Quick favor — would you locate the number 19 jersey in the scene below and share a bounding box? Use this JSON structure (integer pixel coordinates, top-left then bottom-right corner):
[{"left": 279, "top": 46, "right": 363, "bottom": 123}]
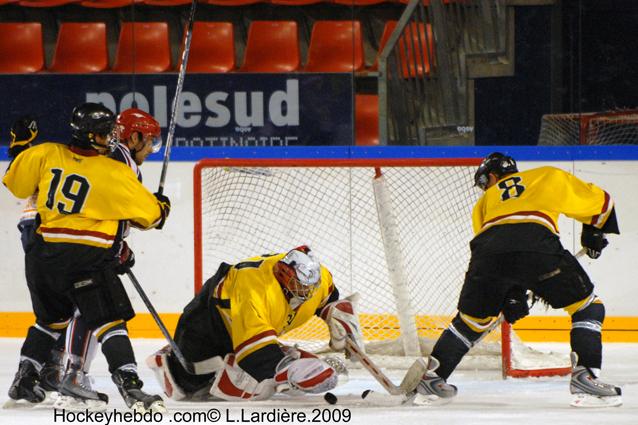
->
[{"left": 3, "top": 142, "right": 162, "bottom": 248}]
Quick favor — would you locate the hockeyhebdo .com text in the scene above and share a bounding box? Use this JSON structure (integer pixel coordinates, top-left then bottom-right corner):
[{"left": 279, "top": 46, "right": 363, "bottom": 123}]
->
[{"left": 53, "top": 407, "right": 353, "bottom": 424}]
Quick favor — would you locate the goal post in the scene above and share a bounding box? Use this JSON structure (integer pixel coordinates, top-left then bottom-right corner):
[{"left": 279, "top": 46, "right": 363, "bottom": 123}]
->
[{"left": 193, "top": 157, "right": 570, "bottom": 378}]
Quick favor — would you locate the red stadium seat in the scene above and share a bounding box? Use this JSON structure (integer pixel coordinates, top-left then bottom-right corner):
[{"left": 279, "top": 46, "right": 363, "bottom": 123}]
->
[
  {"left": 332, "top": 0, "right": 387, "bottom": 5},
  {"left": 355, "top": 94, "right": 379, "bottom": 146},
  {"left": 0, "top": 23, "right": 44, "bottom": 73},
  {"left": 112, "top": 22, "right": 171, "bottom": 73},
  {"left": 179, "top": 21, "right": 235, "bottom": 73},
  {"left": 80, "top": 0, "right": 140, "bottom": 7},
  {"left": 303, "top": 21, "right": 364, "bottom": 73},
  {"left": 49, "top": 22, "right": 108, "bottom": 73},
  {"left": 204, "top": 0, "right": 261, "bottom": 5},
  {"left": 240, "top": 21, "right": 300, "bottom": 73},
  {"left": 18, "top": 0, "right": 80, "bottom": 6},
  {"left": 373, "top": 20, "right": 435, "bottom": 77},
  {"left": 269, "top": 0, "right": 321, "bottom": 5},
  {"left": 143, "top": 0, "right": 191, "bottom": 4}
]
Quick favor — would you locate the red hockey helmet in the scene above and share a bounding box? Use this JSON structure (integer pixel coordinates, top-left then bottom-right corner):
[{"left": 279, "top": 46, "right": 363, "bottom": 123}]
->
[{"left": 115, "top": 108, "right": 162, "bottom": 153}]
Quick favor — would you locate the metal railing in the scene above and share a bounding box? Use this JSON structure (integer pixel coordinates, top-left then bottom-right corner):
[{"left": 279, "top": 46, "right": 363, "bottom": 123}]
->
[{"left": 378, "top": 0, "right": 507, "bottom": 145}]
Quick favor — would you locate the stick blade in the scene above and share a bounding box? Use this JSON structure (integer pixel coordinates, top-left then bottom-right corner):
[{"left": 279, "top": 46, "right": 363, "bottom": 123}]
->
[{"left": 399, "top": 358, "right": 428, "bottom": 393}]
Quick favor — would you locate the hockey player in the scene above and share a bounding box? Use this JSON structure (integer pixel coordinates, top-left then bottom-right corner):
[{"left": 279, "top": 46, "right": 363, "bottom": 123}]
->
[
  {"left": 52, "top": 108, "right": 164, "bottom": 411},
  {"left": 413, "top": 152, "right": 622, "bottom": 408},
  {"left": 3, "top": 103, "right": 170, "bottom": 411},
  {"left": 147, "top": 246, "right": 363, "bottom": 401}
]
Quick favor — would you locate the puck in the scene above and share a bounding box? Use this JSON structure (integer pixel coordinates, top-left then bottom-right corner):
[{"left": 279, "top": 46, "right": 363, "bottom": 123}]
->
[
  {"left": 324, "top": 392, "right": 338, "bottom": 405},
  {"left": 361, "top": 389, "right": 371, "bottom": 399}
]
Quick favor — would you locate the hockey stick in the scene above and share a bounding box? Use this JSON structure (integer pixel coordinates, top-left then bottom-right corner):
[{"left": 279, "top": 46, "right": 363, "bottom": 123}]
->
[
  {"left": 125, "top": 270, "right": 196, "bottom": 374},
  {"left": 345, "top": 336, "right": 423, "bottom": 396},
  {"left": 157, "top": 0, "right": 197, "bottom": 195}
]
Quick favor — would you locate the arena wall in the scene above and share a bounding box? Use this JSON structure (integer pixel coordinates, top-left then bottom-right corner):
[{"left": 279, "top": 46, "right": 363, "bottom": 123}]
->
[{"left": 1, "top": 146, "right": 636, "bottom": 342}]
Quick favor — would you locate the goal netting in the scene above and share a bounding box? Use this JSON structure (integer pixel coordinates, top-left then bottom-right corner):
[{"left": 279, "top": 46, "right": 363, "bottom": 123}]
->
[
  {"left": 194, "top": 158, "right": 571, "bottom": 377},
  {"left": 538, "top": 110, "right": 638, "bottom": 145}
]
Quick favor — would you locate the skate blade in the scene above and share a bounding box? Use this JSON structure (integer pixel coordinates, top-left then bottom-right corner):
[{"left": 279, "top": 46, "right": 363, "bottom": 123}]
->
[
  {"left": 40, "top": 391, "right": 60, "bottom": 406},
  {"left": 131, "top": 400, "right": 167, "bottom": 414},
  {"left": 570, "top": 393, "right": 622, "bottom": 408},
  {"left": 2, "top": 399, "right": 42, "bottom": 409},
  {"left": 54, "top": 395, "right": 108, "bottom": 412},
  {"left": 412, "top": 392, "right": 455, "bottom": 406}
]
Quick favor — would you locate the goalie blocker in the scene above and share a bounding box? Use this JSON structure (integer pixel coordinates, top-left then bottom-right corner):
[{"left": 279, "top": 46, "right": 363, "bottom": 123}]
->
[{"left": 146, "top": 246, "right": 361, "bottom": 402}]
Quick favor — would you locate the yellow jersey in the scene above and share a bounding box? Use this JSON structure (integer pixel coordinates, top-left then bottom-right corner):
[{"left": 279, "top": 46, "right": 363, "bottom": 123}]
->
[
  {"left": 3, "top": 143, "right": 163, "bottom": 248},
  {"left": 212, "top": 253, "right": 335, "bottom": 363},
  {"left": 472, "top": 166, "right": 614, "bottom": 237}
]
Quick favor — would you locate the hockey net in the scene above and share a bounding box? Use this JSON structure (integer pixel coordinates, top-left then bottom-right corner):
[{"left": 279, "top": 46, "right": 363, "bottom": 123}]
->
[
  {"left": 538, "top": 110, "right": 638, "bottom": 145},
  {"left": 194, "top": 158, "right": 571, "bottom": 378}
]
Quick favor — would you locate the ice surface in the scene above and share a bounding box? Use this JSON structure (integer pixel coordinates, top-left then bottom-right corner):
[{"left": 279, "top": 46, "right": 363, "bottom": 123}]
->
[{"left": 0, "top": 339, "right": 635, "bottom": 425}]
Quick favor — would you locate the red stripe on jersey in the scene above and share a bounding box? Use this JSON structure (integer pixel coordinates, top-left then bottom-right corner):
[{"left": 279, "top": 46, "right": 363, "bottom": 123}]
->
[
  {"left": 296, "top": 367, "right": 334, "bottom": 390},
  {"left": 591, "top": 191, "right": 611, "bottom": 226},
  {"left": 40, "top": 227, "right": 115, "bottom": 240},
  {"left": 483, "top": 210, "right": 558, "bottom": 233},
  {"left": 234, "top": 330, "right": 277, "bottom": 354}
]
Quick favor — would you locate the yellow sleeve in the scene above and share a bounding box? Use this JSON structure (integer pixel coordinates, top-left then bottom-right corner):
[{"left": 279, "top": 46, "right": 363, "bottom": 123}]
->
[
  {"left": 2, "top": 145, "right": 42, "bottom": 199},
  {"left": 231, "top": 285, "right": 278, "bottom": 363},
  {"left": 550, "top": 168, "right": 613, "bottom": 228},
  {"left": 90, "top": 161, "right": 163, "bottom": 229}
]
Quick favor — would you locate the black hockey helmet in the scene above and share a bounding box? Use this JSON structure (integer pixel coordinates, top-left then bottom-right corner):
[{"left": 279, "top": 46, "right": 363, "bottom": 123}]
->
[
  {"left": 474, "top": 152, "right": 518, "bottom": 190},
  {"left": 69, "top": 102, "right": 116, "bottom": 152}
]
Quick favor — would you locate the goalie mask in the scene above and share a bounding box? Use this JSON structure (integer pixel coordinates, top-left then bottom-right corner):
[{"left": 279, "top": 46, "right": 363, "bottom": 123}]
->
[
  {"left": 274, "top": 246, "right": 321, "bottom": 301},
  {"left": 474, "top": 152, "right": 518, "bottom": 190},
  {"left": 115, "top": 108, "right": 162, "bottom": 154}
]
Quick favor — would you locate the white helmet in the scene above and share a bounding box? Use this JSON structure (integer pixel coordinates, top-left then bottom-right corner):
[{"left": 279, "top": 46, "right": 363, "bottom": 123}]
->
[{"left": 274, "top": 246, "right": 321, "bottom": 301}]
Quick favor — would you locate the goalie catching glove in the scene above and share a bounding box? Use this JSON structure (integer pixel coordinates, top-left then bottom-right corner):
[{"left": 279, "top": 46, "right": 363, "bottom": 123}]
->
[{"left": 319, "top": 293, "right": 365, "bottom": 354}]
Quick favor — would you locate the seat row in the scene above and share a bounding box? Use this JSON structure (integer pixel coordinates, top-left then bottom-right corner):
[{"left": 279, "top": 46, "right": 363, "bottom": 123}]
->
[
  {"left": 0, "top": 20, "right": 434, "bottom": 74},
  {"left": 1, "top": 0, "right": 420, "bottom": 8}
]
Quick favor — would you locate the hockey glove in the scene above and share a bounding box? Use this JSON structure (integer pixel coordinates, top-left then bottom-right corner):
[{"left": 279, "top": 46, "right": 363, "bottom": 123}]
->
[
  {"left": 319, "top": 293, "right": 365, "bottom": 355},
  {"left": 581, "top": 224, "right": 608, "bottom": 259},
  {"left": 502, "top": 286, "right": 529, "bottom": 325},
  {"left": 9, "top": 116, "right": 38, "bottom": 159},
  {"left": 115, "top": 241, "right": 135, "bottom": 274},
  {"left": 153, "top": 192, "right": 171, "bottom": 230}
]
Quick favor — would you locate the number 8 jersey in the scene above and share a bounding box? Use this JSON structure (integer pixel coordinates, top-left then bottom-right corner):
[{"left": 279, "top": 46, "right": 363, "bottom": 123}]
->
[
  {"left": 3, "top": 142, "right": 163, "bottom": 248},
  {"left": 470, "top": 166, "right": 616, "bottom": 254}
]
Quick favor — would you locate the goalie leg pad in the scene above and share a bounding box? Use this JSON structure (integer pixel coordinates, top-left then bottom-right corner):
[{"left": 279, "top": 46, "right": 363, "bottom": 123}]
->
[
  {"left": 146, "top": 345, "right": 188, "bottom": 401},
  {"left": 275, "top": 357, "right": 337, "bottom": 394},
  {"left": 209, "top": 354, "right": 276, "bottom": 401}
]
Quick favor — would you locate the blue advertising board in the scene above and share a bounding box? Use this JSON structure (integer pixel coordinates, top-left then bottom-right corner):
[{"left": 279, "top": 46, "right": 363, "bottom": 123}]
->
[{"left": 0, "top": 73, "right": 353, "bottom": 146}]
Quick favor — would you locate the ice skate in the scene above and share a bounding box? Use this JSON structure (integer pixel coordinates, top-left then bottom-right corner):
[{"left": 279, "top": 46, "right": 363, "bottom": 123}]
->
[
  {"left": 570, "top": 353, "right": 621, "bottom": 408},
  {"left": 112, "top": 368, "right": 166, "bottom": 413},
  {"left": 5, "top": 360, "right": 46, "bottom": 407},
  {"left": 413, "top": 356, "right": 457, "bottom": 406},
  {"left": 55, "top": 364, "right": 108, "bottom": 411},
  {"left": 38, "top": 350, "right": 64, "bottom": 405}
]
